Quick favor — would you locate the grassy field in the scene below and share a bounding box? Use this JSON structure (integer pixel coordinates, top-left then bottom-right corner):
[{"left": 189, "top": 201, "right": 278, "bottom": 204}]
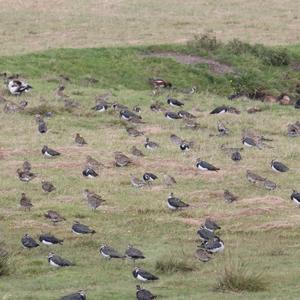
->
[
  {"left": 0, "top": 0, "right": 300, "bottom": 56},
  {"left": 0, "top": 44, "right": 300, "bottom": 299}
]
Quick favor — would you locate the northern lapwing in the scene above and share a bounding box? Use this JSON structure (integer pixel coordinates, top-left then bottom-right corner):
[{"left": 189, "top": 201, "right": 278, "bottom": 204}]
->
[
  {"left": 39, "top": 234, "right": 63, "bottom": 245},
  {"left": 131, "top": 146, "right": 145, "bottom": 157},
  {"left": 202, "top": 237, "right": 224, "bottom": 253},
  {"left": 271, "top": 160, "right": 289, "bottom": 172},
  {"left": 210, "top": 105, "right": 228, "bottom": 114},
  {"left": 196, "top": 159, "right": 220, "bottom": 171},
  {"left": 72, "top": 221, "right": 96, "bottom": 235},
  {"left": 165, "top": 111, "right": 182, "bottom": 120},
  {"left": 44, "top": 210, "right": 65, "bottom": 224},
  {"left": 170, "top": 134, "right": 183, "bottom": 145},
  {"left": 242, "top": 137, "right": 261, "bottom": 149},
  {"left": 246, "top": 170, "right": 265, "bottom": 184},
  {"left": 167, "top": 192, "right": 189, "bottom": 210},
  {"left": 217, "top": 121, "right": 229, "bottom": 136},
  {"left": 136, "top": 285, "right": 156, "bottom": 300},
  {"left": 115, "top": 152, "right": 132, "bottom": 167},
  {"left": 130, "top": 174, "right": 145, "bottom": 188},
  {"left": 144, "top": 138, "right": 159, "bottom": 150},
  {"left": 133, "top": 267, "right": 159, "bottom": 282},
  {"left": 41, "top": 180, "right": 56, "bottom": 193},
  {"left": 60, "top": 290, "right": 86, "bottom": 300},
  {"left": 20, "top": 193, "right": 33, "bottom": 211},
  {"left": 17, "top": 168, "right": 36, "bottom": 182},
  {"left": 75, "top": 133, "right": 87, "bottom": 146},
  {"left": 8, "top": 79, "right": 32, "bottom": 95},
  {"left": 231, "top": 151, "right": 242, "bottom": 161},
  {"left": 125, "top": 245, "right": 145, "bottom": 263},
  {"left": 143, "top": 172, "right": 158, "bottom": 184},
  {"left": 48, "top": 252, "right": 73, "bottom": 267},
  {"left": 167, "top": 97, "right": 184, "bottom": 107},
  {"left": 126, "top": 127, "right": 144, "bottom": 137},
  {"left": 180, "top": 141, "right": 191, "bottom": 152},
  {"left": 197, "top": 226, "right": 215, "bottom": 241},
  {"left": 224, "top": 190, "right": 238, "bottom": 203},
  {"left": 195, "top": 248, "right": 212, "bottom": 262},
  {"left": 204, "top": 218, "right": 221, "bottom": 232},
  {"left": 149, "top": 77, "right": 172, "bottom": 89},
  {"left": 178, "top": 110, "right": 196, "bottom": 119},
  {"left": 83, "top": 189, "right": 105, "bottom": 210},
  {"left": 99, "top": 244, "right": 124, "bottom": 259},
  {"left": 21, "top": 234, "right": 39, "bottom": 249},
  {"left": 41, "top": 145, "right": 61, "bottom": 158},
  {"left": 120, "top": 110, "right": 141, "bottom": 121},
  {"left": 91, "top": 102, "right": 108, "bottom": 112},
  {"left": 291, "top": 190, "right": 300, "bottom": 207},
  {"left": 82, "top": 167, "right": 98, "bottom": 178},
  {"left": 163, "top": 174, "right": 177, "bottom": 186}
]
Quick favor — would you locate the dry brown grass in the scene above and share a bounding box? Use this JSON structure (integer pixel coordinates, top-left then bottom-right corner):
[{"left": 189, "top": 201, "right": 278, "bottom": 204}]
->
[{"left": 0, "top": 0, "right": 300, "bottom": 55}]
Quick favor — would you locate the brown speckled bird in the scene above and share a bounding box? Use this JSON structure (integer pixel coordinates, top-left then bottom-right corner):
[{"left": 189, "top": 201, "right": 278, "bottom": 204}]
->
[{"left": 20, "top": 193, "right": 33, "bottom": 210}]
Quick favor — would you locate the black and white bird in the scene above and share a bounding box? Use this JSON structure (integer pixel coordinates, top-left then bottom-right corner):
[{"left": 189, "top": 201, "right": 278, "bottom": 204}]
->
[
  {"left": 136, "top": 285, "right": 156, "bottom": 300},
  {"left": 197, "top": 226, "right": 216, "bottom": 242},
  {"left": 143, "top": 172, "right": 158, "bottom": 184},
  {"left": 82, "top": 167, "right": 98, "bottom": 178},
  {"left": 91, "top": 102, "right": 108, "bottom": 112},
  {"left": 8, "top": 79, "right": 32, "bottom": 95},
  {"left": 202, "top": 237, "right": 225, "bottom": 253},
  {"left": 48, "top": 252, "right": 73, "bottom": 267},
  {"left": 21, "top": 234, "right": 39, "bottom": 249},
  {"left": 180, "top": 141, "right": 191, "bottom": 152},
  {"left": 167, "top": 98, "right": 184, "bottom": 107},
  {"left": 125, "top": 245, "right": 145, "bottom": 263},
  {"left": 242, "top": 137, "right": 261, "bottom": 148},
  {"left": 99, "top": 244, "right": 124, "bottom": 259},
  {"left": 271, "top": 160, "right": 289, "bottom": 172},
  {"left": 41, "top": 180, "right": 56, "bottom": 193},
  {"left": 167, "top": 192, "right": 189, "bottom": 210},
  {"left": 39, "top": 234, "right": 63, "bottom": 245},
  {"left": 165, "top": 111, "right": 182, "bottom": 120},
  {"left": 60, "top": 290, "right": 86, "bottom": 300},
  {"left": 178, "top": 110, "right": 196, "bottom": 119},
  {"left": 291, "top": 190, "right": 300, "bottom": 207},
  {"left": 41, "top": 145, "right": 61, "bottom": 157},
  {"left": 72, "top": 221, "right": 96, "bottom": 235},
  {"left": 210, "top": 105, "right": 228, "bottom": 114},
  {"left": 144, "top": 138, "right": 159, "bottom": 150},
  {"left": 132, "top": 267, "right": 159, "bottom": 282},
  {"left": 120, "top": 110, "right": 141, "bottom": 121},
  {"left": 196, "top": 159, "right": 220, "bottom": 171}
]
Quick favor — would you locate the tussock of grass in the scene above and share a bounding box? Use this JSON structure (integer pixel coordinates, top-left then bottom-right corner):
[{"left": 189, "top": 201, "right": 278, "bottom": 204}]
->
[
  {"left": 23, "top": 104, "right": 62, "bottom": 116},
  {"left": 215, "top": 260, "right": 268, "bottom": 293},
  {"left": 155, "top": 257, "right": 195, "bottom": 274}
]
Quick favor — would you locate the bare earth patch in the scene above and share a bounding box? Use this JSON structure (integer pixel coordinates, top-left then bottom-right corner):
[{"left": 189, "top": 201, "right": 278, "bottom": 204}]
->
[{"left": 142, "top": 51, "right": 235, "bottom": 74}]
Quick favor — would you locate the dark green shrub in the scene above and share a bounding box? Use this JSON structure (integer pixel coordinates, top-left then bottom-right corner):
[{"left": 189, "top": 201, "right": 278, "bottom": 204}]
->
[
  {"left": 188, "top": 31, "right": 221, "bottom": 52},
  {"left": 155, "top": 257, "right": 194, "bottom": 274}
]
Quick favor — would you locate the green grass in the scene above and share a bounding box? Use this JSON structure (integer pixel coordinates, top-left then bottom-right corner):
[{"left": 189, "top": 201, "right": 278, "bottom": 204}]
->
[{"left": 0, "top": 44, "right": 300, "bottom": 299}]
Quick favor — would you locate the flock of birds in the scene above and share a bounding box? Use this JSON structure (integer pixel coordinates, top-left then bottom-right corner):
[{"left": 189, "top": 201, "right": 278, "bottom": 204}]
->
[{"left": 2, "top": 74, "right": 300, "bottom": 300}]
